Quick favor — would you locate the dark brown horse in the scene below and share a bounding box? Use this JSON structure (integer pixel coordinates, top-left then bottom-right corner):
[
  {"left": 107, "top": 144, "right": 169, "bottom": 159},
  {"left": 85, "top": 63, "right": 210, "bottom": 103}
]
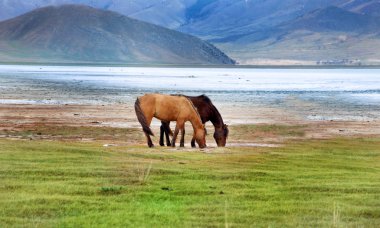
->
[{"left": 159, "top": 95, "right": 229, "bottom": 147}]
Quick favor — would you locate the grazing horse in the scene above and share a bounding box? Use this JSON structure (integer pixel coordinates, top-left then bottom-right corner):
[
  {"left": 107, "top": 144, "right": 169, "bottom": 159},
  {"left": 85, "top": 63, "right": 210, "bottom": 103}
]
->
[
  {"left": 159, "top": 95, "right": 229, "bottom": 147},
  {"left": 135, "top": 94, "right": 206, "bottom": 148}
]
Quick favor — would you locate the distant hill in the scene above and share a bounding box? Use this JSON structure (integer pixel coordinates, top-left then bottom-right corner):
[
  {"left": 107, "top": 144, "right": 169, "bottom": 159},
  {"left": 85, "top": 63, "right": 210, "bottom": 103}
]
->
[
  {"left": 1, "top": 0, "right": 380, "bottom": 65},
  {"left": 285, "top": 6, "right": 380, "bottom": 32},
  {"left": 215, "top": 6, "right": 380, "bottom": 65},
  {"left": 0, "top": 0, "right": 195, "bottom": 29},
  {"left": 0, "top": 5, "right": 234, "bottom": 65},
  {"left": 0, "top": 0, "right": 368, "bottom": 39},
  {"left": 340, "top": 0, "right": 380, "bottom": 17}
]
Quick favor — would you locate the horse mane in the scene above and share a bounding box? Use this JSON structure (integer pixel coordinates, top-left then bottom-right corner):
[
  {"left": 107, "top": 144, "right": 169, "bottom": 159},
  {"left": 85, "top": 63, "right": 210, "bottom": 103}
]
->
[
  {"left": 172, "top": 94, "right": 223, "bottom": 126},
  {"left": 198, "top": 95, "right": 224, "bottom": 125},
  {"left": 171, "top": 94, "right": 202, "bottom": 121},
  {"left": 184, "top": 96, "right": 203, "bottom": 122}
]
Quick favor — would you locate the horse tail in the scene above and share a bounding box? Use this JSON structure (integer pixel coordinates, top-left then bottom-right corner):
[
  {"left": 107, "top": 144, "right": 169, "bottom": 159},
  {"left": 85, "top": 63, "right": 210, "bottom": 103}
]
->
[{"left": 135, "top": 98, "right": 154, "bottom": 136}]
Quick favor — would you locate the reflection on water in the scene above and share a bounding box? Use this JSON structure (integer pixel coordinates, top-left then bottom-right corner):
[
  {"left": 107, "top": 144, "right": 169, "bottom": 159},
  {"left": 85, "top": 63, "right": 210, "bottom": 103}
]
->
[{"left": 1, "top": 65, "right": 380, "bottom": 121}]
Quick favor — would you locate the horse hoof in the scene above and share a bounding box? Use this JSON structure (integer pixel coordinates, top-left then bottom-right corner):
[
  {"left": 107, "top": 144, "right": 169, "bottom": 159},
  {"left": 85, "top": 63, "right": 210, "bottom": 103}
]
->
[
  {"left": 180, "top": 144, "right": 184, "bottom": 147},
  {"left": 166, "top": 143, "right": 171, "bottom": 147},
  {"left": 149, "top": 144, "right": 154, "bottom": 148}
]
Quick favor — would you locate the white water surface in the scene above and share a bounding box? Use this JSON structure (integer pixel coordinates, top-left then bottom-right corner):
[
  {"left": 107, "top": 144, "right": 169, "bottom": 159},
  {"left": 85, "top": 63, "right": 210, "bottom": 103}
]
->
[
  {"left": 1, "top": 65, "right": 380, "bottom": 121},
  {"left": 1, "top": 65, "right": 380, "bottom": 92}
]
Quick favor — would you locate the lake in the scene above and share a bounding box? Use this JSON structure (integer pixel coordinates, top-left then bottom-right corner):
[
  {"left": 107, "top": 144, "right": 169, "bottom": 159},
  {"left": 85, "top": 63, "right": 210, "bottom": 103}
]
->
[{"left": 1, "top": 65, "right": 380, "bottom": 121}]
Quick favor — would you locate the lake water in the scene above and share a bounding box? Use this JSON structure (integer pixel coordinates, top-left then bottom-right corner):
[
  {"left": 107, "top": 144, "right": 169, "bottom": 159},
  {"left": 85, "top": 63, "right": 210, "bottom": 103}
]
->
[{"left": 1, "top": 65, "right": 380, "bottom": 121}]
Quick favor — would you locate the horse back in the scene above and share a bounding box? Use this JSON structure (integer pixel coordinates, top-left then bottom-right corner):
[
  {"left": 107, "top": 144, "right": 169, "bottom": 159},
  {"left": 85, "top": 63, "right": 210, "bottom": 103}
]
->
[{"left": 141, "top": 94, "right": 191, "bottom": 121}]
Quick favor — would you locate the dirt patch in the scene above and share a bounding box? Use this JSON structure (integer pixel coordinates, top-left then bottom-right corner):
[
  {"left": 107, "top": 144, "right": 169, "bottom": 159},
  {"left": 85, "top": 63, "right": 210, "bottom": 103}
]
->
[{"left": 1, "top": 104, "right": 379, "bottom": 146}]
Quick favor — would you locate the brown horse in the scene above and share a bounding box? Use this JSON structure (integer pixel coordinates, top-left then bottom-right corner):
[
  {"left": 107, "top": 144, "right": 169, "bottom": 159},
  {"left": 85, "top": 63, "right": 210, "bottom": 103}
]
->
[
  {"left": 160, "top": 95, "right": 229, "bottom": 147},
  {"left": 135, "top": 94, "right": 206, "bottom": 148}
]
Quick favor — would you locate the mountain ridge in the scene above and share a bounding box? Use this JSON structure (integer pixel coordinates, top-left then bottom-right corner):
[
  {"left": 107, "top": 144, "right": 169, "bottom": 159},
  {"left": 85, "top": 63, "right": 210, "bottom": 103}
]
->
[
  {"left": 284, "top": 6, "right": 380, "bottom": 32},
  {"left": 215, "top": 5, "right": 380, "bottom": 65},
  {"left": 1, "top": 0, "right": 380, "bottom": 65},
  {"left": 0, "top": 4, "right": 235, "bottom": 65}
]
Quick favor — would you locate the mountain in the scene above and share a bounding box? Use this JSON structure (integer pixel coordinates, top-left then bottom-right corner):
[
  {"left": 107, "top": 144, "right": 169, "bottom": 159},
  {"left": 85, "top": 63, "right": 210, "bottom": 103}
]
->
[
  {"left": 1, "top": 0, "right": 380, "bottom": 65},
  {"left": 215, "top": 6, "right": 380, "bottom": 64},
  {"left": 0, "top": 5, "right": 234, "bottom": 65},
  {"left": 285, "top": 6, "right": 380, "bottom": 32},
  {"left": 0, "top": 0, "right": 196, "bottom": 29},
  {"left": 340, "top": 0, "right": 380, "bottom": 17},
  {"left": 179, "top": 0, "right": 348, "bottom": 39},
  {"left": 0, "top": 0, "right": 354, "bottom": 38},
  {"left": 2, "top": 0, "right": 368, "bottom": 39}
]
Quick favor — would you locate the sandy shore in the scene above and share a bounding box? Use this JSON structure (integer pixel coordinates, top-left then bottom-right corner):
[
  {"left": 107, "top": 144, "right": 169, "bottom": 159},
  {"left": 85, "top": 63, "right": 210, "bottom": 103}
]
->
[{"left": 1, "top": 103, "right": 379, "bottom": 146}]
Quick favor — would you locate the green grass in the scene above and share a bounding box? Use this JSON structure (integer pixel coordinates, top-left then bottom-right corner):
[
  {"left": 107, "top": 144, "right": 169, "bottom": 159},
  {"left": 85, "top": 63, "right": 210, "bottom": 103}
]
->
[{"left": 0, "top": 138, "right": 379, "bottom": 227}]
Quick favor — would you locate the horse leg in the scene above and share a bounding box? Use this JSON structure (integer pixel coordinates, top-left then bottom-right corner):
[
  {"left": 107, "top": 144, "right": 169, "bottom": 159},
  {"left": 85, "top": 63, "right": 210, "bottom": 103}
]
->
[
  {"left": 159, "top": 123, "right": 165, "bottom": 146},
  {"left": 165, "top": 125, "right": 171, "bottom": 146},
  {"left": 171, "top": 126, "right": 179, "bottom": 147},
  {"left": 191, "top": 137, "right": 196, "bottom": 148},
  {"left": 161, "top": 121, "right": 172, "bottom": 146},
  {"left": 171, "top": 121, "right": 184, "bottom": 147},
  {"left": 180, "top": 126, "right": 185, "bottom": 147}
]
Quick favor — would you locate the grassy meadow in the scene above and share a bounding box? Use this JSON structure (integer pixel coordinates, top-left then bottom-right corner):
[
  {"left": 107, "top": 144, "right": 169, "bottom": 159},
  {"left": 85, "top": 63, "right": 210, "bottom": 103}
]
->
[{"left": 0, "top": 128, "right": 379, "bottom": 227}]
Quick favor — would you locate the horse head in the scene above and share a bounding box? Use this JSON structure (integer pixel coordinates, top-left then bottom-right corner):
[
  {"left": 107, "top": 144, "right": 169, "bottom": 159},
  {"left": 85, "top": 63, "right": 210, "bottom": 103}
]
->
[
  {"left": 214, "top": 124, "right": 229, "bottom": 147},
  {"left": 195, "top": 125, "right": 207, "bottom": 148}
]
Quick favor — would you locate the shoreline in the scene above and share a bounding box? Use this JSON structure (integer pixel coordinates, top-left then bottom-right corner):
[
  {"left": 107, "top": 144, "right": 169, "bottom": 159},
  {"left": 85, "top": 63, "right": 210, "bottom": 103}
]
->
[
  {"left": 1, "top": 103, "right": 379, "bottom": 147},
  {"left": 1, "top": 62, "right": 380, "bottom": 69}
]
